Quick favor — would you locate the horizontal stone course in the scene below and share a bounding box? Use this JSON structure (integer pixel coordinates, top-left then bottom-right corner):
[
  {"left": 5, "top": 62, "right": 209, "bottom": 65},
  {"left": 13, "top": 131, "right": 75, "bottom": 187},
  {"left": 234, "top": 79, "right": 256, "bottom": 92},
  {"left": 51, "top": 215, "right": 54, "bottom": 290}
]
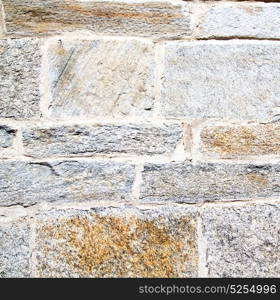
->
[
  {"left": 161, "top": 41, "right": 280, "bottom": 121},
  {"left": 0, "top": 160, "right": 135, "bottom": 207},
  {"left": 202, "top": 203, "right": 280, "bottom": 277},
  {"left": 196, "top": 3, "right": 280, "bottom": 39},
  {"left": 35, "top": 206, "right": 198, "bottom": 277},
  {"left": 199, "top": 122, "right": 280, "bottom": 159},
  {"left": 2, "top": 0, "right": 191, "bottom": 38},
  {"left": 140, "top": 163, "right": 280, "bottom": 203},
  {"left": 47, "top": 38, "right": 155, "bottom": 119},
  {"left": 0, "top": 38, "right": 42, "bottom": 119},
  {"left": 22, "top": 123, "right": 183, "bottom": 158},
  {"left": 0, "top": 218, "right": 31, "bottom": 278}
]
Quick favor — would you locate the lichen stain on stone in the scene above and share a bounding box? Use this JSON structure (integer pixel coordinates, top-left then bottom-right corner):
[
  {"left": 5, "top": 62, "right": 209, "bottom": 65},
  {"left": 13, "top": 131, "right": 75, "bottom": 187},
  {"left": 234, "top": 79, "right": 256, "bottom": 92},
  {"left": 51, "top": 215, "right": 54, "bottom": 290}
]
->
[
  {"left": 8, "top": 2, "right": 183, "bottom": 33},
  {"left": 202, "top": 127, "right": 257, "bottom": 155},
  {"left": 39, "top": 214, "right": 197, "bottom": 277},
  {"left": 246, "top": 173, "right": 269, "bottom": 190},
  {"left": 240, "top": 5, "right": 263, "bottom": 15}
]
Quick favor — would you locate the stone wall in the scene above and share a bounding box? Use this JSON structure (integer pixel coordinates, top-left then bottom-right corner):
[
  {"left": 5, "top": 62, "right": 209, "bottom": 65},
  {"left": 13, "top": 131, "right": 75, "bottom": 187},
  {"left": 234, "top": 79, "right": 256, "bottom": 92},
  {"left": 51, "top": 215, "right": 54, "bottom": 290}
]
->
[{"left": 0, "top": 0, "right": 280, "bottom": 278}]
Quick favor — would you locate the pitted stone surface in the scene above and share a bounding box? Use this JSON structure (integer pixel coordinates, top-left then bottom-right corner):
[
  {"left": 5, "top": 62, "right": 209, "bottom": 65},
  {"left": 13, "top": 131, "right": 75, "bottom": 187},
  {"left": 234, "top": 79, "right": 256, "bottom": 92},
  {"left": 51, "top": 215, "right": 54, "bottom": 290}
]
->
[
  {"left": 0, "top": 219, "right": 31, "bottom": 278},
  {"left": 202, "top": 203, "right": 280, "bottom": 277},
  {"left": 0, "top": 38, "right": 41, "bottom": 119}
]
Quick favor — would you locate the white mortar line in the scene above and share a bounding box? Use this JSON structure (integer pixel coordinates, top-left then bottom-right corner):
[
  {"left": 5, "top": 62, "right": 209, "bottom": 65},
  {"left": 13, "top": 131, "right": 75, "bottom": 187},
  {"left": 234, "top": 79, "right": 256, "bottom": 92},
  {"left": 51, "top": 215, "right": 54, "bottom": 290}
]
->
[
  {"left": 153, "top": 42, "right": 165, "bottom": 118},
  {"left": 131, "top": 164, "right": 144, "bottom": 206},
  {"left": 197, "top": 210, "right": 208, "bottom": 278}
]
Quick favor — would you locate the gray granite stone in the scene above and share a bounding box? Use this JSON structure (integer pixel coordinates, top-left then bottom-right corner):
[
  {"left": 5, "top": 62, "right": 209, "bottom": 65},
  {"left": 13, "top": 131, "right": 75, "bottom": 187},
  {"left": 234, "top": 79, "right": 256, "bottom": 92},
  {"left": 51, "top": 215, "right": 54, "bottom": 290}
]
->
[
  {"left": 0, "top": 38, "right": 41, "bottom": 119},
  {"left": 140, "top": 163, "right": 280, "bottom": 203},
  {"left": 0, "top": 160, "right": 135, "bottom": 206},
  {"left": 202, "top": 203, "right": 280, "bottom": 277},
  {"left": 0, "top": 218, "right": 31, "bottom": 277}
]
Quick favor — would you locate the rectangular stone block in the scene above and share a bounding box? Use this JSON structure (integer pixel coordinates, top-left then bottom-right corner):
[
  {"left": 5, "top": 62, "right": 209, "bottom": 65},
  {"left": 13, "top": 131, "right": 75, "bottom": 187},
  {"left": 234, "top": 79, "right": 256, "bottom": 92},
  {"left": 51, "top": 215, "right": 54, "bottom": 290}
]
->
[
  {"left": 196, "top": 3, "right": 280, "bottom": 39},
  {"left": 0, "top": 38, "right": 41, "bottom": 119},
  {"left": 140, "top": 163, "right": 280, "bottom": 203},
  {"left": 35, "top": 206, "right": 198, "bottom": 277},
  {"left": 0, "top": 125, "right": 17, "bottom": 158},
  {"left": 199, "top": 122, "right": 280, "bottom": 159},
  {"left": 2, "top": 0, "right": 191, "bottom": 38},
  {"left": 161, "top": 41, "right": 280, "bottom": 121},
  {"left": 0, "top": 160, "right": 135, "bottom": 207},
  {"left": 0, "top": 218, "right": 31, "bottom": 277},
  {"left": 22, "top": 123, "right": 183, "bottom": 158},
  {"left": 47, "top": 38, "right": 155, "bottom": 119},
  {"left": 202, "top": 203, "right": 280, "bottom": 277}
]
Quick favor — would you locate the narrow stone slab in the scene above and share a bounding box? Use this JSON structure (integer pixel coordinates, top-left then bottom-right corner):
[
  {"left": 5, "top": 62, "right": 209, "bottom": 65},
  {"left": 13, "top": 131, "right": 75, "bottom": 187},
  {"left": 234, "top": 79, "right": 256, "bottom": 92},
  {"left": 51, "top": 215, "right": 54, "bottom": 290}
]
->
[
  {"left": 0, "top": 160, "right": 135, "bottom": 207},
  {"left": 35, "top": 206, "right": 198, "bottom": 277},
  {"left": 22, "top": 123, "right": 183, "bottom": 158},
  {"left": 0, "top": 38, "right": 41, "bottom": 119},
  {"left": 199, "top": 122, "right": 280, "bottom": 159},
  {"left": 140, "top": 163, "right": 280, "bottom": 203},
  {"left": 196, "top": 3, "right": 280, "bottom": 39},
  {"left": 161, "top": 41, "right": 280, "bottom": 121},
  {"left": 47, "top": 38, "right": 155, "bottom": 119},
  {"left": 2, "top": 0, "right": 192, "bottom": 38},
  {"left": 202, "top": 203, "right": 280, "bottom": 277},
  {"left": 0, "top": 218, "right": 31, "bottom": 277}
]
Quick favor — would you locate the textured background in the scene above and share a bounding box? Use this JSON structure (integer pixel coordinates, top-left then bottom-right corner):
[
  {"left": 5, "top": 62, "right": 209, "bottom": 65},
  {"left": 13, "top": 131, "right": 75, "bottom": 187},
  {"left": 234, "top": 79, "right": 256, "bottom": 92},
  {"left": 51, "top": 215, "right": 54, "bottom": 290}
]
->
[{"left": 0, "top": 0, "right": 280, "bottom": 278}]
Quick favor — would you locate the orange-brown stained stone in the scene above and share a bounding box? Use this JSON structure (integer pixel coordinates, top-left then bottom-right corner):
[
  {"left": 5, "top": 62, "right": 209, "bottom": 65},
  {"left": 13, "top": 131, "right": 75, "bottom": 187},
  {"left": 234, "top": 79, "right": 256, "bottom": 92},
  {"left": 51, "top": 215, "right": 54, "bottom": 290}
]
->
[
  {"left": 2, "top": 0, "right": 191, "bottom": 38},
  {"left": 35, "top": 207, "right": 198, "bottom": 277},
  {"left": 200, "top": 123, "right": 280, "bottom": 159}
]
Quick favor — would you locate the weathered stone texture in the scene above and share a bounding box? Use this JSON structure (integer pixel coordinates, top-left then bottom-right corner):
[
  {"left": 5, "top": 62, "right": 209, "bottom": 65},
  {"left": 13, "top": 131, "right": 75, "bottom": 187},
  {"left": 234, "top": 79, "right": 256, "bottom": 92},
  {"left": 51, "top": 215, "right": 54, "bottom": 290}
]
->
[
  {"left": 48, "top": 38, "right": 155, "bottom": 119},
  {"left": 161, "top": 42, "right": 280, "bottom": 121},
  {"left": 200, "top": 123, "right": 280, "bottom": 159},
  {"left": 0, "top": 38, "right": 41, "bottom": 119},
  {"left": 140, "top": 163, "right": 280, "bottom": 203},
  {"left": 2, "top": 0, "right": 191, "bottom": 38},
  {"left": 196, "top": 3, "right": 280, "bottom": 39},
  {"left": 35, "top": 207, "right": 198, "bottom": 277},
  {"left": 22, "top": 123, "right": 183, "bottom": 158},
  {"left": 0, "top": 160, "right": 135, "bottom": 207},
  {"left": 202, "top": 203, "right": 280, "bottom": 277},
  {"left": 0, "top": 219, "right": 31, "bottom": 277},
  {"left": 0, "top": 125, "right": 17, "bottom": 151},
  {"left": 0, "top": 1, "right": 5, "bottom": 36}
]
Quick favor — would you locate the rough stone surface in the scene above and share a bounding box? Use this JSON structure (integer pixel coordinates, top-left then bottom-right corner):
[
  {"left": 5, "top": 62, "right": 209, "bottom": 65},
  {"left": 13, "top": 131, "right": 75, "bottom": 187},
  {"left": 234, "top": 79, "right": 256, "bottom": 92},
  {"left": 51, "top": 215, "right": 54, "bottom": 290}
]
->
[
  {"left": 35, "top": 206, "right": 198, "bottom": 278},
  {"left": 2, "top": 0, "right": 191, "bottom": 38},
  {"left": 22, "top": 123, "right": 183, "bottom": 158},
  {"left": 0, "top": 219, "right": 31, "bottom": 277},
  {"left": 200, "top": 122, "right": 280, "bottom": 159},
  {"left": 196, "top": 3, "right": 280, "bottom": 39},
  {"left": 0, "top": 38, "right": 41, "bottom": 119},
  {"left": 140, "top": 163, "right": 280, "bottom": 203},
  {"left": 202, "top": 203, "right": 280, "bottom": 277},
  {"left": 0, "top": 160, "right": 135, "bottom": 207},
  {"left": 48, "top": 38, "right": 155, "bottom": 119},
  {"left": 0, "top": 125, "right": 16, "bottom": 155},
  {"left": 161, "top": 42, "right": 280, "bottom": 121}
]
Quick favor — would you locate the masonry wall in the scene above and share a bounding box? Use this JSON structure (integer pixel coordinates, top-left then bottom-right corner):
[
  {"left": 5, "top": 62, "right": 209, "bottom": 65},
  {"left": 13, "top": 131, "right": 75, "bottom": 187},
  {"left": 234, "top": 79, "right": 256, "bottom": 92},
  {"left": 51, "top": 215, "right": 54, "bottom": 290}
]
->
[{"left": 0, "top": 0, "right": 280, "bottom": 278}]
